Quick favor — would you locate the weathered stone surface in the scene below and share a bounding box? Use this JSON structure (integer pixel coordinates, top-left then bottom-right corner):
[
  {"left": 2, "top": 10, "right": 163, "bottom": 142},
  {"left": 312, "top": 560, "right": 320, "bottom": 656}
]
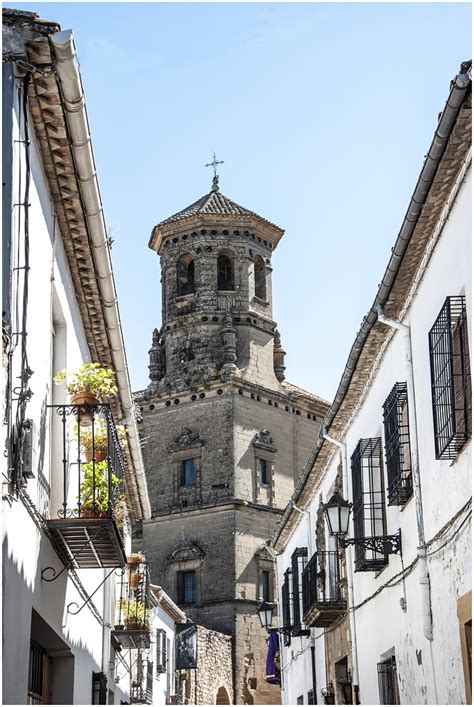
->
[{"left": 136, "top": 196, "right": 329, "bottom": 703}]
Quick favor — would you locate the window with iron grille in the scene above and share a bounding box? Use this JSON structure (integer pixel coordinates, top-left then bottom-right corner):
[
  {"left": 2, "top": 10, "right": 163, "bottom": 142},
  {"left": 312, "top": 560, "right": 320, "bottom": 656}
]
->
[
  {"left": 429, "top": 296, "right": 471, "bottom": 459},
  {"left": 146, "top": 660, "right": 153, "bottom": 703},
  {"left": 291, "top": 548, "right": 310, "bottom": 636},
  {"left": 92, "top": 671, "right": 107, "bottom": 705},
  {"left": 377, "top": 656, "right": 400, "bottom": 704},
  {"left": 156, "top": 629, "right": 167, "bottom": 674},
  {"left": 177, "top": 570, "right": 196, "bottom": 604},
  {"left": 27, "top": 641, "right": 45, "bottom": 705},
  {"left": 383, "top": 382, "right": 413, "bottom": 505},
  {"left": 281, "top": 568, "right": 293, "bottom": 646},
  {"left": 351, "top": 438, "right": 388, "bottom": 572}
]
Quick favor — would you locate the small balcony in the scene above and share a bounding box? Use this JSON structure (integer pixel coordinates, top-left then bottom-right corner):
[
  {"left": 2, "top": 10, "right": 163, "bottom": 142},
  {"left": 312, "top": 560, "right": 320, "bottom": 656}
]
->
[
  {"left": 112, "top": 555, "right": 151, "bottom": 650},
  {"left": 302, "top": 551, "right": 346, "bottom": 628},
  {"left": 46, "top": 404, "right": 127, "bottom": 570}
]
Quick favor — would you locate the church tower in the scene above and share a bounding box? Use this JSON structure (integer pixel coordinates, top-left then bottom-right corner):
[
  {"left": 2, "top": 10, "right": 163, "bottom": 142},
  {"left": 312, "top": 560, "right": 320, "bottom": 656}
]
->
[{"left": 135, "top": 173, "right": 328, "bottom": 704}]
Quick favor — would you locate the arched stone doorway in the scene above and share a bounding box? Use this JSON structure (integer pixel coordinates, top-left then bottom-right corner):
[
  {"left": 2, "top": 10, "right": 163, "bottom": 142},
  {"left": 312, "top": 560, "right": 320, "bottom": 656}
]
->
[{"left": 216, "top": 686, "right": 231, "bottom": 704}]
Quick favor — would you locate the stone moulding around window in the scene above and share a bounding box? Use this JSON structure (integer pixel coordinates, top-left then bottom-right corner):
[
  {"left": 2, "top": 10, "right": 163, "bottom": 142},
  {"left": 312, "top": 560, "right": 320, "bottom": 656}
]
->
[
  {"left": 168, "top": 545, "right": 204, "bottom": 607},
  {"left": 252, "top": 430, "right": 277, "bottom": 506},
  {"left": 168, "top": 428, "right": 205, "bottom": 507}
]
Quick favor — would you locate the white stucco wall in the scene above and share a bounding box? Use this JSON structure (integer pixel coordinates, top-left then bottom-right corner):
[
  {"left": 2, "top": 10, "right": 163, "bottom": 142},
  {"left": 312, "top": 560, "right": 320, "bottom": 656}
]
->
[
  {"left": 275, "top": 165, "right": 471, "bottom": 705},
  {"left": 3, "top": 75, "right": 131, "bottom": 706}
]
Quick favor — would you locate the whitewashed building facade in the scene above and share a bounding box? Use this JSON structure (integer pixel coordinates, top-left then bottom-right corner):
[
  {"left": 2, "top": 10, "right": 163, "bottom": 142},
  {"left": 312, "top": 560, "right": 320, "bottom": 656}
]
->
[
  {"left": 271, "top": 61, "right": 471, "bottom": 705},
  {"left": 2, "top": 10, "right": 152, "bottom": 705}
]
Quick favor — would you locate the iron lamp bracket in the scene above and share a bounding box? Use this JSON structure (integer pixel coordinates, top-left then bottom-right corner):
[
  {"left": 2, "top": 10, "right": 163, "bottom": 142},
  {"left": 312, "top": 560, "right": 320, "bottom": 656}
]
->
[{"left": 339, "top": 529, "right": 402, "bottom": 555}]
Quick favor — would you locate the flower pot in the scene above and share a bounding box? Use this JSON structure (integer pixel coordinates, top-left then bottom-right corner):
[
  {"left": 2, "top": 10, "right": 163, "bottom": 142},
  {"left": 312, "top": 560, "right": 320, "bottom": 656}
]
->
[
  {"left": 125, "top": 617, "right": 141, "bottom": 631},
  {"left": 84, "top": 449, "right": 107, "bottom": 463},
  {"left": 80, "top": 507, "right": 109, "bottom": 519},
  {"left": 129, "top": 570, "right": 140, "bottom": 589},
  {"left": 71, "top": 392, "right": 99, "bottom": 426}
]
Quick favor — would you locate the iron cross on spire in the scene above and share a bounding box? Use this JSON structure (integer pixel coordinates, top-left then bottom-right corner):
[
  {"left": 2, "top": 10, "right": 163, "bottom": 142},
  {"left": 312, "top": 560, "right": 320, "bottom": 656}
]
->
[{"left": 205, "top": 152, "right": 224, "bottom": 192}]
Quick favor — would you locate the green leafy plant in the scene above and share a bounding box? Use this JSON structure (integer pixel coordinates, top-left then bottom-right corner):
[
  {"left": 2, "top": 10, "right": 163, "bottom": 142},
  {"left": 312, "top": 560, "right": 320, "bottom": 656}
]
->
[
  {"left": 53, "top": 363, "right": 118, "bottom": 399},
  {"left": 118, "top": 598, "right": 152, "bottom": 629},
  {"left": 113, "top": 494, "right": 129, "bottom": 527},
  {"left": 76, "top": 421, "right": 127, "bottom": 454},
  {"left": 79, "top": 460, "right": 120, "bottom": 514}
]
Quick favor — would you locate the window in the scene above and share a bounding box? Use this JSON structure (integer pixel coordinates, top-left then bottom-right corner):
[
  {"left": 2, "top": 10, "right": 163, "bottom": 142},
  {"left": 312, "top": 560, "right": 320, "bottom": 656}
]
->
[
  {"left": 351, "top": 438, "right": 388, "bottom": 572},
  {"left": 217, "top": 253, "right": 234, "bottom": 290},
  {"left": 429, "top": 295, "right": 471, "bottom": 459},
  {"left": 177, "top": 255, "right": 195, "bottom": 296},
  {"left": 254, "top": 256, "right": 266, "bottom": 300},
  {"left": 291, "top": 547, "right": 309, "bottom": 636},
  {"left": 383, "top": 383, "right": 413, "bottom": 505},
  {"left": 27, "top": 641, "right": 48, "bottom": 705},
  {"left": 177, "top": 570, "right": 196, "bottom": 604},
  {"left": 296, "top": 696, "right": 304, "bottom": 705},
  {"left": 307, "top": 690, "right": 314, "bottom": 705},
  {"left": 281, "top": 568, "right": 293, "bottom": 646},
  {"left": 146, "top": 660, "right": 153, "bottom": 703},
  {"left": 92, "top": 671, "right": 107, "bottom": 705},
  {"left": 180, "top": 458, "right": 196, "bottom": 486},
  {"left": 156, "top": 629, "right": 167, "bottom": 674},
  {"left": 262, "top": 570, "right": 271, "bottom": 602},
  {"left": 257, "top": 458, "right": 268, "bottom": 485},
  {"left": 377, "top": 656, "right": 400, "bottom": 705}
]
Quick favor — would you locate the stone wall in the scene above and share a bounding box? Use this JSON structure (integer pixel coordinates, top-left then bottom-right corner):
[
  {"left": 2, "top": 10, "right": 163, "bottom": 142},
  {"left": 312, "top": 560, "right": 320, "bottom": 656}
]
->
[{"left": 181, "top": 625, "right": 234, "bottom": 705}]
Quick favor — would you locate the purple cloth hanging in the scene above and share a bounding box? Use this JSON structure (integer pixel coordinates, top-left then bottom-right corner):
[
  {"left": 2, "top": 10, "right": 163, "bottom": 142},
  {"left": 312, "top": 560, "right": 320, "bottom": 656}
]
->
[{"left": 265, "top": 629, "right": 281, "bottom": 685}]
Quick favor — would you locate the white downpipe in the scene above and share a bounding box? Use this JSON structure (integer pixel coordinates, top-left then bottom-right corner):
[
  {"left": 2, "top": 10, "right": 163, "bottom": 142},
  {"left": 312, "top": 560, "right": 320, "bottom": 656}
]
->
[
  {"left": 376, "top": 308, "right": 433, "bottom": 642},
  {"left": 291, "top": 501, "right": 314, "bottom": 555},
  {"left": 49, "top": 30, "right": 151, "bottom": 519},
  {"left": 322, "top": 433, "right": 361, "bottom": 697}
]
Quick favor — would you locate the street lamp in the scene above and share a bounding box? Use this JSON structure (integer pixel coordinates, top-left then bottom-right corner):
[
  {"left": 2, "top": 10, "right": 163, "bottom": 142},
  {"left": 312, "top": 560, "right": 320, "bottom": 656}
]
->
[
  {"left": 256, "top": 601, "right": 274, "bottom": 631},
  {"left": 322, "top": 492, "right": 402, "bottom": 556},
  {"left": 256, "top": 601, "right": 292, "bottom": 635}
]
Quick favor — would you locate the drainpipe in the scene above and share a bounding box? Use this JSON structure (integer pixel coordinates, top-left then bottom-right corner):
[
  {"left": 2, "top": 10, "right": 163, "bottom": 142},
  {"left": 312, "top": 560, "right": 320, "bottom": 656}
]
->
[
  {"left": 49, "top": 30, "right": 151, "bottom": 520},
  {"left": 291, "top": 501, "right": 314, "bottom": 555},
  {"left": 376, "top": 306, "right": 433, "bottom": 642},
  {"left": 322, "top": 433, "right": 361, "bottom": 702}
]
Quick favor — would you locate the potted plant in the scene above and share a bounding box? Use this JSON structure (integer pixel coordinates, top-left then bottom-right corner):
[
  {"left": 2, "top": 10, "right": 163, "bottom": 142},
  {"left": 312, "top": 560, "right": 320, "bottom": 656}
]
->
[
  {"left": 54, "top": 362, "right": 118, "bottom": 407},
  {"left": 114, "top": 494, "right": 129, "bottom": 529},
  {"left": 117, "top": 598, "right": 151, "bottom": 631},
  {"left": 77, "top": 422, "right": 127, "bottom": 462},
  {"left": 78, "top": 460, "right": 120, "bottom": 517},
  {"left": 127, "top": 552, "right": 146, "bottom": 589}
]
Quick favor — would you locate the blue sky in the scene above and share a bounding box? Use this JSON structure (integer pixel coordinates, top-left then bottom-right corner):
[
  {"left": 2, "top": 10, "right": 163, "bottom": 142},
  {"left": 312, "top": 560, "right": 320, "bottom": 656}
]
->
[{"left": 12, "top": 2, "right": 472, "bottom": 400}]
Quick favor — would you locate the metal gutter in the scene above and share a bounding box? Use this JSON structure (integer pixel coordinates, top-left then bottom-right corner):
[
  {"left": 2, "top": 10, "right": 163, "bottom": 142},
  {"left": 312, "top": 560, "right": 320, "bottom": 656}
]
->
[
  {"left": 271, "top": 60, "right": 472, "bottom": 548},
  {"left": 49, "top": 29, "right": 151, "bottom": 520}
]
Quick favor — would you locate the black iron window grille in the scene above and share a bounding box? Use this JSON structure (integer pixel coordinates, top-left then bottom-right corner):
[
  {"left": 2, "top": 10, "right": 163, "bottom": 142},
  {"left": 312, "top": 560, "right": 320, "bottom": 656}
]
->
[
  {"left": 302, "top": 551, "right": 346, "bottom": 626},
  {"left": 146, "top": 660, "right": 153, "bottom": 703},
  {"left": 429, "top": 295, "right": 471, "bottom": 459},
  {"left": 92, "top": 671, "right": 107, "bottom": 705},
  {"left": 156, "top": 629, "right": 167, "bottom": 674},
  {"left": 281, "top": 568, "right": 293, "bottom": 646},
  {"left": 351, "top": 438, "right": 388, "bottom": 572},
  {"left": 377, "top": 656, "right": 400, "bottom": 705},
  {"left": 27, "top": 641, "right": 46, "bottom": 705},
  {"left": 383, "top": 383, "right": 413, "bottom": 505},
  {"left": 291, "top": 547, "right": 310, "bottom": 637},
  {"left": 177, "top": 570, "right": 196, "bottom": 604}
]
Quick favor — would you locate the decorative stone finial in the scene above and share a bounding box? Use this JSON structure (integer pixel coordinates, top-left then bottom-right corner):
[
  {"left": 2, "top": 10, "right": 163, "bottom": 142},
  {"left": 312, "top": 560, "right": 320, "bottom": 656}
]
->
[
  {"left": 148, "top": 328, "right": 165, "bottom": 384},
  {"left": 273, "top": 329, "right": 286, "bottom": 382}
]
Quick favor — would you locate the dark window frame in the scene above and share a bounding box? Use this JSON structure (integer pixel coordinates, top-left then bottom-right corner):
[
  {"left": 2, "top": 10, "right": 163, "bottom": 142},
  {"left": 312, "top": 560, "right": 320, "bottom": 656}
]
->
[
  {"left": 351, "top": 438, "right": 388, "bottom": 572},
  {"left": 257, "top": 457, "right": 268, "bottom": 485},
  {"left": 177, "top": 255, "right": 195, "bottom": 297},
  {"left": 291, "top": 547, "right": 310, "bottom": 637},
  {"left": 383, "top": 382, "right": 413, "bottom": 505},
  {"left": 177, "top": 570, "right": 196, "bottom": 605},
  {"left": 377, "top": 655, "right": 400, "bottom": 705},
  {"left": 281, "top": 568, "right": 293, "bottom": 646},
  {"left": 262, "top": 569, "right": 270, "bottom": 602},
  {"left": 180, "top": 458, "right": 196, "bottom": 487},
  {"left": 429, "top": 295, "right": 471, "bottom": 459}
]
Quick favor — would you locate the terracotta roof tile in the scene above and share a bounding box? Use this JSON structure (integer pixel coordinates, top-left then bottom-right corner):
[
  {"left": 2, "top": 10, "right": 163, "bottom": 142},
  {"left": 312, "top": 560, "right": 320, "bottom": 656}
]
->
[{"left": 157, "top": 190, "right": 280, "bottom": 230}]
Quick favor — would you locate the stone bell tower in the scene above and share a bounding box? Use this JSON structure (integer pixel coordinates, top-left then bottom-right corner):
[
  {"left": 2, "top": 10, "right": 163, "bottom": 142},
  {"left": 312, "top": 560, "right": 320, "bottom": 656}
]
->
[{"left": 135, "top": 172, "right": 328, "bottom": 704}]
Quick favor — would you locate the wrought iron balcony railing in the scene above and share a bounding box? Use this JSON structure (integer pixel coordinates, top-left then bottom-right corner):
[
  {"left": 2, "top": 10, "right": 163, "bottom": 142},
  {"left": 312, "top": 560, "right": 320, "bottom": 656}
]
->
[
  {"left": 302, "top": 551, "right": 346, "bottom": 627},
  {"left": 44, "top": 403, "right": 127, "bottom": 573},
  {"left": 113, "top": 556, "right": 151, "bottom": 650}
]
